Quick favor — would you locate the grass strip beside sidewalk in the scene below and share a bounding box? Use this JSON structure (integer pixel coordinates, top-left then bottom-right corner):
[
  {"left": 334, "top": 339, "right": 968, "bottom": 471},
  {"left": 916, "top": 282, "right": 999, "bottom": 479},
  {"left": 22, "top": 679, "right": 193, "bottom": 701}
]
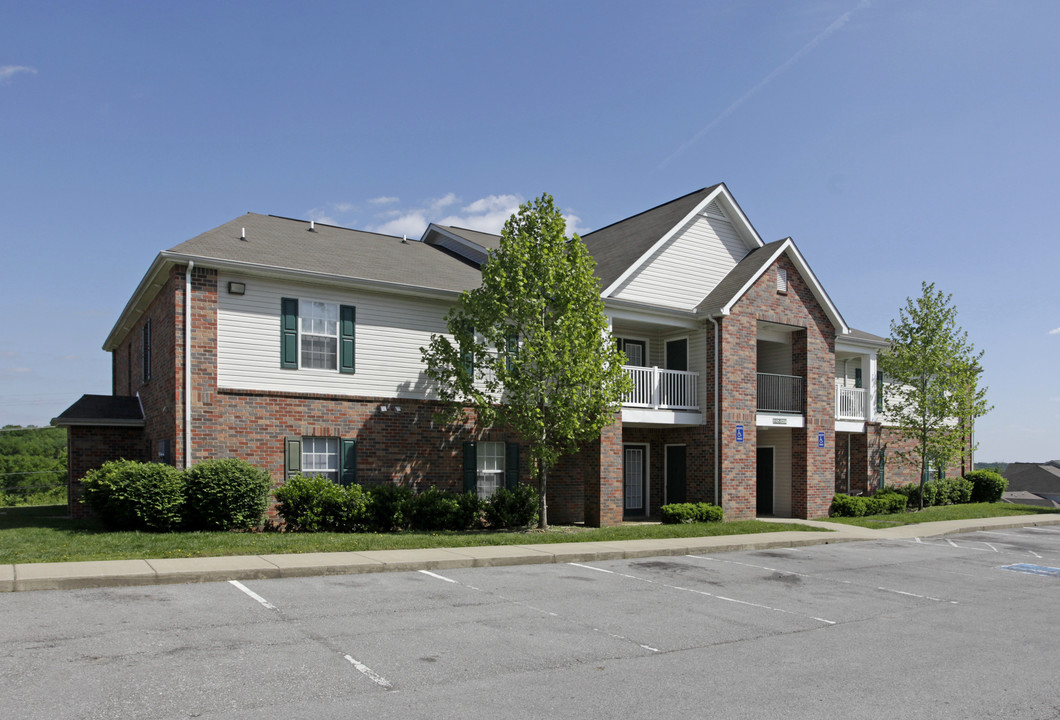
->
[
  {"left": 0, "top": 505, "right": 824, "bottom": 565},
  {"left": 819, "top": 502, "right": 1059, "bottom": 529}
]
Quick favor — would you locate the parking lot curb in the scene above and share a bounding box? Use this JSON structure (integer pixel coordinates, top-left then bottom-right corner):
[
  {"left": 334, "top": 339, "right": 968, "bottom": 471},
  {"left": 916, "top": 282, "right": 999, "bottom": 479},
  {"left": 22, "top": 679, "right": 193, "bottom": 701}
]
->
[{"left": 4, "top": 514, "right": 1060, "bottom": 592}]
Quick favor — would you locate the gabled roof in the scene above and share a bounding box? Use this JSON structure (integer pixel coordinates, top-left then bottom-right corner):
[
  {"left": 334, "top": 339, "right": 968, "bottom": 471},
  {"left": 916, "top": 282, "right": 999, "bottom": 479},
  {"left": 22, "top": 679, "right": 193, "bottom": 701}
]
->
[
  {"left": 168, "top": 213, "right": 482, "bottom": 292},
  {"left": 52, "top": 395, "right": 144, "bottom": 427},
  {"left": 419, "top": 224, "right": 501, "bottom": 267},
  {"left": 697, "top": 237, "right": 850, "bottom": 336},
  {"left": 431, "top": 225, "right": 501, "bottom": 252},
  {"left": 581, "top": 184, "right": 763, "bottom": 296}
]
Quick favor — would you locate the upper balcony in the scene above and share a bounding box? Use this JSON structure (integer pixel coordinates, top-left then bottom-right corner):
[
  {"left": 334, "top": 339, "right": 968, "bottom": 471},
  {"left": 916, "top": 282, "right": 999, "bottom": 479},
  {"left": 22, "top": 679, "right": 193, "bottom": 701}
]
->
[{"left": 623, "top": 366, "right": 699, "bottom": 411}]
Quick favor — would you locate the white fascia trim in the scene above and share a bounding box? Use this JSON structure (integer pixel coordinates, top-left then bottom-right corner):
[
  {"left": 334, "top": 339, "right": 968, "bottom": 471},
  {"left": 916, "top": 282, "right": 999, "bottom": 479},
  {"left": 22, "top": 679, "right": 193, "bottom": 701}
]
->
[
  {"left": 103, "top": 253, "right": 171, "bottom": 351},
  {"left": 836, "top": 336, "right": 890, "bottom": 353},
  {"left": 604, "top": 298, "right": 700, "bottom": 329},
  {"left": 422, "top": 224, "right": 492, "bottom": 260},
  {"left": 162, "top": 252, "right": 465, "bottom": 300},
  {"left": 601, "top": 185, "right": 764, "bottom": 298},
  {"left": 719, "top": 238, "right": 850, "bottom": 336}
]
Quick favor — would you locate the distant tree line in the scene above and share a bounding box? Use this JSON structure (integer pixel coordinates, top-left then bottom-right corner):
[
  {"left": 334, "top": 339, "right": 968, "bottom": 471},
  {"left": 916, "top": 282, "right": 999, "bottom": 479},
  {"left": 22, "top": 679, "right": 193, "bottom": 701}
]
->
[{"left": 0, "top": 425, "right": 67, "bottom": 505}]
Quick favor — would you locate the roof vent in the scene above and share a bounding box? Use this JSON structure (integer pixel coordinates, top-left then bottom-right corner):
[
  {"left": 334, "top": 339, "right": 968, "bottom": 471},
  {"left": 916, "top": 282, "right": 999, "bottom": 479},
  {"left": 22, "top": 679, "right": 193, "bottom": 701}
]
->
[
  {"left": 309, "top": 220, "right": 315, "bottom": 232},
  {"left": 401, "top": 234, "right": 408, "bottom": 244},
  {"left": 240, "top": 227, "right": 246, "bottom": 241}
]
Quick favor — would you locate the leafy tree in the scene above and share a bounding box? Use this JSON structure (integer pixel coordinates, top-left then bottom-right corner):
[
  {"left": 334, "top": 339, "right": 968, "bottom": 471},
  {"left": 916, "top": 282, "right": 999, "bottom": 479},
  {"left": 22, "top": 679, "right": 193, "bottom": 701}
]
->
[
  {"left": 421, "top": 194, "right": 631, "bottom": 528},
  {"left": 878, "top": 282, "right": 990, "bottom": 509}
]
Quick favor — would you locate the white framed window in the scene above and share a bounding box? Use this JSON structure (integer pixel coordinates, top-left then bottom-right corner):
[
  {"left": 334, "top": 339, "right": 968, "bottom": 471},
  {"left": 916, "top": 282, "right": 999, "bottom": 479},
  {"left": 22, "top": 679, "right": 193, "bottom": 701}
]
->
[
  {"left": 300, "top": 301, "right": 339, "bottom": 370},
  {"left": 476, "top": 441, "right": 505, "bottom": 500},
  {"left": 302, "top": 437, "right": 339, "bottom": 482}
]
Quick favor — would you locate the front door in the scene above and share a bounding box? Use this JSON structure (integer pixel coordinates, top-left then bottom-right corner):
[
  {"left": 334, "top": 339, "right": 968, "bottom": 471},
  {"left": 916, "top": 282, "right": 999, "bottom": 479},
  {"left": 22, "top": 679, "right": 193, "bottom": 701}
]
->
[
  {"left": 756, "top": 446, "right": 774, "bottom": 516},
  {"left": 665, "top": 445, "right": 686, "bottom": 504},
  {"left": 623, "top": 445, "right": 647, "bottom": 517}
]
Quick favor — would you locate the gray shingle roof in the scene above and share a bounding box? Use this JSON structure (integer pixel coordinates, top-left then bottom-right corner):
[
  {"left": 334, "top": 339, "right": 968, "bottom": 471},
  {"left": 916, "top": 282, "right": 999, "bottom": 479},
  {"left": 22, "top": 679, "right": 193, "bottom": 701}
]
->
[
  {"left": 436, "top": 225, "right": 502, "bottom": 252},
  {"left": 53, "top": 395, "right": 144, "bottom": 426},
  {"left": 580, "top": 186, "right": 722, "bottom": 289},
  {"left": 697, "top": 239, "right": 788, "bottom": 314},
  {"left": 167, "top": 214, "right": 484, "bottom": 293}
]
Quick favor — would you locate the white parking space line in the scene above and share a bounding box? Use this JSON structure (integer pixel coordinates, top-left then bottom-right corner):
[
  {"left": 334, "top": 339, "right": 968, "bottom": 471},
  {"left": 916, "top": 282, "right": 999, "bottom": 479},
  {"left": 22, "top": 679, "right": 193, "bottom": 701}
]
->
[
  {"left": 1026, "top": 527, "right": 1060, "bottom": 534},
  {"left": 1029, "top": 551, "right": 1043, "bottom": 558},
  {"left": 569, "top": 560, "right": 835, "bottom": 626},
  {"left": 418, "top": 570, "right": 458, "bottom": 583},
  {"left": 692, "top": 555, "right": 959, "bottom": 606},
  {"left": 229, "top": 580, "right": 278, "bottom": 610},
  {"left": 343, "top": 654, "right": 394, "bottom": 689}
]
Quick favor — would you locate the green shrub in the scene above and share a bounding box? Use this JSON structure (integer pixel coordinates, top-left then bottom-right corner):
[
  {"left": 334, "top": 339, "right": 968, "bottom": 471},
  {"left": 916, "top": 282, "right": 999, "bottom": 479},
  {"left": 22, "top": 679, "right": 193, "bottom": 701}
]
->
[
  {"left": 660, "top": 502, "right": 724, "bottom": 524},
  {"left": 82, "top": 459, "right": 184, "bottom": 531},
  {"left": 274, "top": 474, "right": 367, "bottom": 532},
  {"left": 365, "top": 484, "right": 415, "bottom": 532},
  {"left": 966, "top": 470, "right": 1007, "bottom": 503},
  {"left": 183, "top": 458, "right": 271, "bottom": 530},
  {"left": 408, "top": 487, "right": 481, "bottom": 531},
  {"left": 484, "top": 483, "right": 539, "bottom": 528},
  {"left": 829, "top": 494, "right": 866, "bottom": 517},
  {"left": 872, "top": 488, "right": 909, "bottom": 514}
]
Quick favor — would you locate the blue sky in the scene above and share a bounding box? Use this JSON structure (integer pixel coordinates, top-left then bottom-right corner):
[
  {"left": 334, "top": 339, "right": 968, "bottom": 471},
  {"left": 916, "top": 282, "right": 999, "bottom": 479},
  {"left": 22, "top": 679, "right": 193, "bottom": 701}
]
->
[{"left": 2, "top": 1, "right": 1057, "bottom": 462}]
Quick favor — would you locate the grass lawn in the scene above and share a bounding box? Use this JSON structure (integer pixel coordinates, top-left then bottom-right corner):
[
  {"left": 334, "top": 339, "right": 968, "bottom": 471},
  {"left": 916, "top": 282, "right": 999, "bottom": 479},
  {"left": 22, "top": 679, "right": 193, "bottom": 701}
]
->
[
  {"left": 0, "top": 505, "right": 822, "bottom": 565},
  {"left": 820, "top": 502, "right": 1059, "bottom": 529}
]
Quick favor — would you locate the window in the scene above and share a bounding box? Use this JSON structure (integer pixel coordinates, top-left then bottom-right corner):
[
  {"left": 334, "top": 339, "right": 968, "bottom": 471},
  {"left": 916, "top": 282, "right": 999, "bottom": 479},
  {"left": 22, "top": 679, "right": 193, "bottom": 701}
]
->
[
  {"left": 284, "top": 436, "right": 357, "bottom": 485},
  {"left": 463, "top": 441, "right": 520, "bottom": 499},
  {"left": 777, "top": 267, "right": 788, "bottom": 294},
  {"left": 301, "top": 301, "right": 338, "bottom": 370},
  {"left": 476, "top": 441, "right": 505, "bottom": 499},
  {"left": 142, "top": 319, "right": 152, "bottom": 382},
  {"left": 616, "top": 338, "right": 646, "bottom": 367},
  {"left": 280, "top": 298, "right": 356, "bottom": 373}
]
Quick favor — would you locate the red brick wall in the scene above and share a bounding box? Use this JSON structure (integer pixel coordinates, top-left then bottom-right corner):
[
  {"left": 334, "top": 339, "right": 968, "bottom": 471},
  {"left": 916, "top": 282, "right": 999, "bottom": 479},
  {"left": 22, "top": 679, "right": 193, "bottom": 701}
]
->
[
  {"left": 66, "top": 425, "right": 147, "bottom": 518},
  {"left": 719, "top": 252, "right": 836, "bottom": 519}
]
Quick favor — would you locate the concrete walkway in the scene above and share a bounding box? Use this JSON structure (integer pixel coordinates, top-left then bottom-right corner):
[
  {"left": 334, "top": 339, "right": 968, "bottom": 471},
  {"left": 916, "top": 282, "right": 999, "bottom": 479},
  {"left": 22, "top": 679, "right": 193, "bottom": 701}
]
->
[{"left": 4, "top": 514, "right": 1060, "bottom": 593}]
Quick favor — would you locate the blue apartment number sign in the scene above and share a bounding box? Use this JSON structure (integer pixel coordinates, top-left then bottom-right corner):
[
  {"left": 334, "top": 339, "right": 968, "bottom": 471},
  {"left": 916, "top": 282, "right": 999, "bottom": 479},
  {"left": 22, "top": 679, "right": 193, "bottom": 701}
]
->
[
  {"left": 817, "top": 431, "right": 826, "bottom": 448},
  {"left": 736, "top": 425, "right": 744, "bottom": 442}
]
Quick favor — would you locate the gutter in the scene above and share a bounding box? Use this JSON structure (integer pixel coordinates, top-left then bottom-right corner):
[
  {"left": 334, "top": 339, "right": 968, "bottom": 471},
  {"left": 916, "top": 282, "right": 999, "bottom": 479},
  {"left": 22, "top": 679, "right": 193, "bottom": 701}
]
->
[
  {"left": 708, "top": 314, "right": 721, "bottom": 506},
  {"left": 184, "top": 261, "right": 193, "bottom": 469}
]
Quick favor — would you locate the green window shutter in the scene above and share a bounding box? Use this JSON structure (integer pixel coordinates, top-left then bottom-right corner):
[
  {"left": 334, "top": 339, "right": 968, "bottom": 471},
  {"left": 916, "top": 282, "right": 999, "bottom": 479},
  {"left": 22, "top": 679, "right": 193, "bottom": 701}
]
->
[
  {"left": 340, "top": 438, "right": 357, "bottom": 486},
  {"left": 505, "top": 442, "right": 520, "bottom": 489},
  {"left": 855, "top": 367, "right": 863, "bottom": 389},
  {"left": 284, "top": 437, "right": 302, "bottom": 480},
  {"left": 876, "top": 370, "right": 884, "bottom": 412},
  {"left": 339, "top": 305, "right": 356, "bottom": 374},
  {"left": 281, "top": 298, "right": 299, "bottom": 369},
  {"left": 462, "top": 441, "right": 477, "bottom": 493}
]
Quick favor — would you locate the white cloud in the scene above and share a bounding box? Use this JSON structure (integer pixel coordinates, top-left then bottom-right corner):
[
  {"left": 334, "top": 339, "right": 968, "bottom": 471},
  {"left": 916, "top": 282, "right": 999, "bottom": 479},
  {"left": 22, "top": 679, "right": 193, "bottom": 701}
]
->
[
  {"left": 369, "top": 196, "right": 399, "bottom": 205},
  {"left": 429, "top": 193, "right": 460, "bottom": 212},
  {"left": 3, "top": 367, "right": 32, "bottom": 374},
  {"left": 438, "top": 194, "right": 525, "bottom": 234},
  {"left": 0, "top": 65, "right": 37, "bottom": 84},
  {"left": 1049, "top": 327, "right": 1060, "bottom": 335},
  {"left": 370, "top": 211, "right": 429, "bottom": 239}
]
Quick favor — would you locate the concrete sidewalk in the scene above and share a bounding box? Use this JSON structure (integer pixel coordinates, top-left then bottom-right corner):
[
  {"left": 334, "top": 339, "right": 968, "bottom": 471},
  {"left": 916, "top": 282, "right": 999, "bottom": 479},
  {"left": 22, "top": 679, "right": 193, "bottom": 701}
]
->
[{"left": 4, "top": 514, "right": 1060, "bottom": 593}]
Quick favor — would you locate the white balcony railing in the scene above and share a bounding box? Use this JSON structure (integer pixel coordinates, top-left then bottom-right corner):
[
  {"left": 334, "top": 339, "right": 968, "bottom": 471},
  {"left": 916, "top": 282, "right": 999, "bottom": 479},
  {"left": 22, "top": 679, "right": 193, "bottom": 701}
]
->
[
  {"left": 836, "top": 386, "right": 868, "bottom": 420},
  {"left": 623, "top": 366, "right": 699, "bottom": 410}
]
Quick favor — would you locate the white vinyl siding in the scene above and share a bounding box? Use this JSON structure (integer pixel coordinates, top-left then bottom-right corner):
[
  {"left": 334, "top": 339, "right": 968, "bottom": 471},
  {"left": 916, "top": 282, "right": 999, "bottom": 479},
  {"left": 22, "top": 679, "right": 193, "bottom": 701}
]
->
[
  {"left": 757, "top": 428, "right": 792, "bottom": 518},
  {"left": 217, "top": 274, "right": 451, "bottom": 399},
  {"left": 611, "top": 213, "right": 751, "bottom": 310},
  {"left": 612, "top": 323, "right": 708, "bottom": 417}
]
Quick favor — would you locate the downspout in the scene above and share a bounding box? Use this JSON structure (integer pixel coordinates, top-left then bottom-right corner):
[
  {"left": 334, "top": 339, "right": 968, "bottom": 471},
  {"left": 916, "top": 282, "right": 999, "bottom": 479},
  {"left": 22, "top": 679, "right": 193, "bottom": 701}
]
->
[
  {"left": 184, "top": 261, "right": 194, "bottom": 469},
  {"left": 708, "top": 315, "right": 720, "bottom": 506}
]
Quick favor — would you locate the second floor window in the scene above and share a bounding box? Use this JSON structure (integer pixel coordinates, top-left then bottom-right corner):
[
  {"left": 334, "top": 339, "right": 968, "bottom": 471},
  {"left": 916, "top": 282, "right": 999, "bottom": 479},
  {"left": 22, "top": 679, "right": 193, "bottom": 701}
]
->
[
  {"left": 281, "top": 297, "right": 356, "bottom": 374},
  {"left": 301, "top": 301, "right": 338, "bottom": 370}
]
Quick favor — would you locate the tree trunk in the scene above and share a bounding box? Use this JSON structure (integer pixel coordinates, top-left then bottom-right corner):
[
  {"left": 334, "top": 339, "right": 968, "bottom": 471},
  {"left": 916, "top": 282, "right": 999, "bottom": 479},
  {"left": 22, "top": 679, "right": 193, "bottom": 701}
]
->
[{"left": 539, "top": 462, "right": 549, "bottom": 530}]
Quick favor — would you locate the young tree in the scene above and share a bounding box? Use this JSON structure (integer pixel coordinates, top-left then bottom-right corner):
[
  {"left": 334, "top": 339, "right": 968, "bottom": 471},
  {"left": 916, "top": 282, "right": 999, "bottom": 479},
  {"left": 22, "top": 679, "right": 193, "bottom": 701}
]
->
[
  {"left": 421, "top": 194, "right": 632, "bottom": 528},
  {"left": 878, "top": 282, "right": 990, "bottom": 508}
]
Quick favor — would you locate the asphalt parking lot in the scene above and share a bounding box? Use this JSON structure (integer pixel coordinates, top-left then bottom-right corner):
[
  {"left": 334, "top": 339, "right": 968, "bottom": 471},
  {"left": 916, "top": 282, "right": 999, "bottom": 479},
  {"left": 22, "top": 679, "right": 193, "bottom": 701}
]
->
[{"left": 4, "top": 526, "right": 1059, "bottom": 720}]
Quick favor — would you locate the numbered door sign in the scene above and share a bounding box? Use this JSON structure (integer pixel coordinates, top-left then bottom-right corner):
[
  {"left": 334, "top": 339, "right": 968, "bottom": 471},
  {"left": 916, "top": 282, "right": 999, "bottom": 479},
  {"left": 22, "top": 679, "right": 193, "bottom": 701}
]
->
[
  {"left": 736, "top": 425, "right": 744, "bottom": 442},
  {"left": 817, "top": 431, "right": 826, "bottom": 448}
]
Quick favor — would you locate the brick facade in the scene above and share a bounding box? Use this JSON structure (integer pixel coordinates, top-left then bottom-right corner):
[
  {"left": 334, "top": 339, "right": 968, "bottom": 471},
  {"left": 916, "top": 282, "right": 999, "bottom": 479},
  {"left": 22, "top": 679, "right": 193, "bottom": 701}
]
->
[{"left": 66, "top": 425, "right": 147, "bottom": 518}]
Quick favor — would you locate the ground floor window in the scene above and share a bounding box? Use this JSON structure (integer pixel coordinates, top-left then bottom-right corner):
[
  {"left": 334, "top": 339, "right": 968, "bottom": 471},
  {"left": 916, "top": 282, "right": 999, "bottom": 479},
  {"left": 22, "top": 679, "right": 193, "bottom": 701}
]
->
[
  {"left": 285, "top": 436, "right": 356, "bottom": 485},
  {"left": 463, "top": 440, "right": 520, "bottom": 499}
]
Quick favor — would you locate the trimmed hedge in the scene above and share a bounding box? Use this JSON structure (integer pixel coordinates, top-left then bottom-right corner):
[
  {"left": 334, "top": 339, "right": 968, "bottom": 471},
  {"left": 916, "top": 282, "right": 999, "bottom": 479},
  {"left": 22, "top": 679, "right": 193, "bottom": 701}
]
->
[
  {"left": 408, "top": 487, "right": 481, "bottom": 531},
  {"left": 82, "top": 459, "right": 185, "bottom": 532},
  {"left": 183, "top": 458, "right": 271, "bottom": 531},
  {"left": 274, "top": 474, "right": 367, "bottom": 532},
  {"left": 660, "top": 502, "right": 724, "bottom": 524},
  {"left": 966, "top": 470, "right": 1007, "bottom": 503},
  {"left": 483, "top": 484, "right": 539, "bottom": 529}
]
